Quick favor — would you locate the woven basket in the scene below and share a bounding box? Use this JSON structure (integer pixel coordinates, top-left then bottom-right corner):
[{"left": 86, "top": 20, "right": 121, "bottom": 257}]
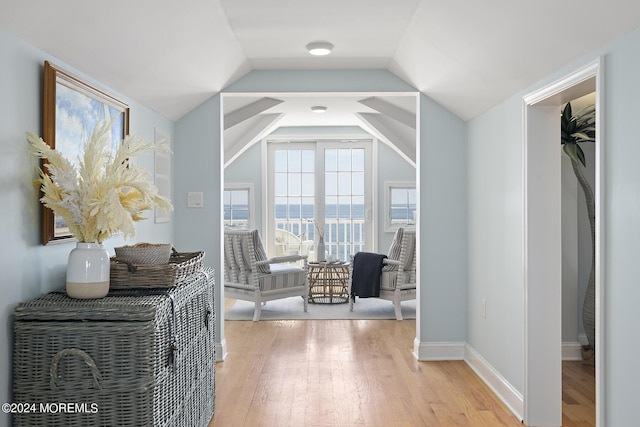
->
[
  {"left": 110, "top": 251, "right": 204, "bottom": 289},
  {"left": 13, "top": 269, "right": 216, "bottom": 427},
  {"left": 114, "top": 243, "right": 172, "bottom": 265}
]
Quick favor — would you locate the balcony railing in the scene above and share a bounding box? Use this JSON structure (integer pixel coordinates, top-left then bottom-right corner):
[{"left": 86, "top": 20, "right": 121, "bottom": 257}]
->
[{"left": 275, "top": 219, "right": 365, "bottom": 262}]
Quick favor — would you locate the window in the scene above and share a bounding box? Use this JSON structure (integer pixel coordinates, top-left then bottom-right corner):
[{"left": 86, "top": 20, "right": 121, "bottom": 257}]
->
[
  {"left": 272, "top": 147, "right": 316, "bottom": 254},
  {"left": 323, "top": 147, "right": 367, "bottom": 260},
  {"left": 267, "top": 140, "right": 373, "bottom": 260},
  {"left": 384, "top": 182, "right": 416, "bottom": 231},
  {"left": 223, "top": 184, "right": 254, "bottom": 229}
]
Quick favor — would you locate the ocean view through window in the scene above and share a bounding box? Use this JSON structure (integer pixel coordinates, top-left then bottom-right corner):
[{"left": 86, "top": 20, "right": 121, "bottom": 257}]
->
[{"left": 268, "top": 141, "right": 373, "bottom": 261}]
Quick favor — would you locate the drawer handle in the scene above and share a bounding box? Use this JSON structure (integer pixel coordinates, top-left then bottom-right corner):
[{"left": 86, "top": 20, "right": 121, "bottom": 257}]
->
[{"left": 50, "top": 348, "right": 102, "bottom": 391}]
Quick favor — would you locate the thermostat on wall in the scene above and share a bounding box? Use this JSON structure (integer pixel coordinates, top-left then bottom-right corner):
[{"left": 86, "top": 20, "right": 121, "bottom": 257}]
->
[{"left": 187, "top": 192, "right": 204, "bottom": 208}]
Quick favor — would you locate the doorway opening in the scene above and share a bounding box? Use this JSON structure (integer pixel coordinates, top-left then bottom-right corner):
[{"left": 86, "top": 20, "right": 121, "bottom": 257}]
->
[
  {"left": 220, "top": 91, "right": 418, "bottom": 326},
  {"left": 523, "top": 58, "right": 603, "bottom": 426}
]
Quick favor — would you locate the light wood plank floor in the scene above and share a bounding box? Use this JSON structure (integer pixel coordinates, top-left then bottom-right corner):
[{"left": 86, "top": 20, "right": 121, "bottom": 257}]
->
[
  {"left": 562, "top": 360, "right": 595, "bottom": 427},
  {"left": 210, "top": 312, "right": 594, "bottom": 426}
]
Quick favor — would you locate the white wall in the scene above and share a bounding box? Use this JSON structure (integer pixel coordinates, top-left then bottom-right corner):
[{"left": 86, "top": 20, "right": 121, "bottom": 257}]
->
[
  {"left": 467, "top": 26, "right": 640, "bottom": 425},
  {"left": 0, "top": 26, "right": 174, "bottom": 425}
]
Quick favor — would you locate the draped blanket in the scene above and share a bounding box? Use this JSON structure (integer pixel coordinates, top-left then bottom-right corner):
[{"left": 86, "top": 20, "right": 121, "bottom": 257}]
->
[{"left": 351, "top": 252, "right": 387, "bottom": 300}]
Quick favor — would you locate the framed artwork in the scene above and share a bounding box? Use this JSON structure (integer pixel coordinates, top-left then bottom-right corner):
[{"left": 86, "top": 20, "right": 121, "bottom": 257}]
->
[{"left": 41, "top": 61, "right": 130, "bottom": 245}]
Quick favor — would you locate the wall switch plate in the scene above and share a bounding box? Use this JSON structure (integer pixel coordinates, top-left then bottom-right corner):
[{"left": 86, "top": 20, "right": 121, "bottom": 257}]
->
[{"left": 187, "top": 192, "right": 204, "bottom": 208}]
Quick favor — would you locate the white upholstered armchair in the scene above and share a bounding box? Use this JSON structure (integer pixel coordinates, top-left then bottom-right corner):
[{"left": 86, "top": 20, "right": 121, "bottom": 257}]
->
[
  {"left": 224, "top": 229, "right": 309, "bottom": 321},
  {"left": 349, "top": 228, "right": 416, "bottom": 320}
]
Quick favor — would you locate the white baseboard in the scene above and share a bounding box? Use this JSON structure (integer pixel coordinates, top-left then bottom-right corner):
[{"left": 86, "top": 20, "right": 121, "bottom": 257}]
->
[
  {"left": 464, "top": 344, "right": 524, "bottom": 422},
  {"left": 562, "top": 341, "right": 583, "bottom": 361},
  {"left": 413, "top": 339, "right": 465, "bottom": 360},
  {"left": 216, "top": 338, "right": 228, "bottom": 362}
]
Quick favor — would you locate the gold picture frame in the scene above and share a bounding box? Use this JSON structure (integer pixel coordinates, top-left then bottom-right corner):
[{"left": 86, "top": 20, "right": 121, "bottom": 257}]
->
[{"left": 41, "top": 61, "right": 130, "bottom": 245}]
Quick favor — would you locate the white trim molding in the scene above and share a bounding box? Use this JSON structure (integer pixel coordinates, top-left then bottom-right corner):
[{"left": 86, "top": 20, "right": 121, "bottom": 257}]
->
[
  {"left": 216, "top": 339, "right": 228, "bottom": 362},
  {"left": 465, "top": 344, "right": 524, "bottom": 422},
  {"left": 563, "top": 342, "right": 583, "bottom": 361},
  {"left": 413, "top": 339, "right": 465, "bottom": 361},
  {"left": 522, "top": 56, "right": 603, "bottom": 427}
]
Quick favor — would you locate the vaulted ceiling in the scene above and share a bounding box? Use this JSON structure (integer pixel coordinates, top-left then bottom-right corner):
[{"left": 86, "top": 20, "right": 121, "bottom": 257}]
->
[{"left": 1, "top": 0, "right": 639, "bottom": 125}]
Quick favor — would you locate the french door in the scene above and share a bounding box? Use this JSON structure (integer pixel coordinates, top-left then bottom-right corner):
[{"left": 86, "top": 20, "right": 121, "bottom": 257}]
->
[{"left": 266, "top": 139, "right": 373, "bottom": 261}]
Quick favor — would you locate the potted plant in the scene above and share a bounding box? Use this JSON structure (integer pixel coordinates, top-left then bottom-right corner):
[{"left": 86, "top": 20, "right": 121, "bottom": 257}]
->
[{"left": 561, "top": 101, "right": 596, "bottom": 361}]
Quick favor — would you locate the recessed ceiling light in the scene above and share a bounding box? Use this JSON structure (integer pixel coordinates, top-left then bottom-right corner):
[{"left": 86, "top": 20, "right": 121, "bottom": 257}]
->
[
  {"left": 311, "top": 106, "right": 327, "bottom": 113},
  {"left": 306, "top": 42, "right": 333, "bottom": 56}
]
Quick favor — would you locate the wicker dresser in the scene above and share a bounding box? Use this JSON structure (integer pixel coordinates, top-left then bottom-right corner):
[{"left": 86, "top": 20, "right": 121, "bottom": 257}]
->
[{"left": 12, "top": 268, "right": 215, "bottom": 427}]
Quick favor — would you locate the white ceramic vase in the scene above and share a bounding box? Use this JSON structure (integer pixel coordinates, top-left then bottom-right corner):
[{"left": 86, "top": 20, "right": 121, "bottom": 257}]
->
[
  {"left": 316, "top": 236, "right": 326, "bottom": 262},
  {"left": 66, "top": 242, "right": 110, "bottom": 299}
]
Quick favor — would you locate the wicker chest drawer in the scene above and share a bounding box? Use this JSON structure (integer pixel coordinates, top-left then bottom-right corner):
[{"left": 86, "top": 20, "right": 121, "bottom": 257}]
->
[{"left": 12, "top": 268, "right": 215, "bottom": 427}]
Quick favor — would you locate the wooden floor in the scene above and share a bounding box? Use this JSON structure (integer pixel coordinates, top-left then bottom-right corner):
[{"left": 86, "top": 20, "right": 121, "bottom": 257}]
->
[
  {"left": 562, "top": 360, "right": 595, "bottom": 427},
  {"left": 210, "top": 314, "right": 594, "bottom": 426}
]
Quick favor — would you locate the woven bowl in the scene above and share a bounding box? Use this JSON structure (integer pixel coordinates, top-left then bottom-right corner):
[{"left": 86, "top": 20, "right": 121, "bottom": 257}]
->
[{"left": 114, "top": 243, "right": 172, "bottom": 265}]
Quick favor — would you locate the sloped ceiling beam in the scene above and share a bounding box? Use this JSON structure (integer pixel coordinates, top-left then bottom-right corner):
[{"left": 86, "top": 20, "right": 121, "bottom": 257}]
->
[
  {"left": 356, "top": 113, "right": 416, "bottom": 166},
  {"left": 224, "top": 97, "right": 284, "bottom": 130},
  {"left": 358, "top": 97, "right": 416, "bottom": 129},
  {"left": 224, "top": 113, "right": 284, "bottom": 166}
]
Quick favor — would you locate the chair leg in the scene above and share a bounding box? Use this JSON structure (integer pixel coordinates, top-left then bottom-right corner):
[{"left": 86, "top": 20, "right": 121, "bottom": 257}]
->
[
  {"left": 253, "top": 294, "right": 262, "bottom": 321},
  {"left": 394, "top": 290, "right": 403, "bottom": 321}
]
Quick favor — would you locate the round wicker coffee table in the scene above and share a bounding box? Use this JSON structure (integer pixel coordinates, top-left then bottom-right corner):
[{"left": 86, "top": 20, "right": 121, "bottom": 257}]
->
[{"left": 307, "top": 262, "right": 350, "bottom": 304}]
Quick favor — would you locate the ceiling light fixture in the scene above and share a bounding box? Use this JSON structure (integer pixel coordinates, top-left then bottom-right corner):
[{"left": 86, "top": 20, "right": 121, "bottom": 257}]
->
[
  {"left": 306, "top": 42, "right": 333, "bottom": 56},
  {"left": 311, "top": 106, "right": 327, "bottom": 113}
]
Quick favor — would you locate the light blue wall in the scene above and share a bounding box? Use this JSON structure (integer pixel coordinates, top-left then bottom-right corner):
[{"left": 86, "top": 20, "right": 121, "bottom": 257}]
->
[
  {"left": 600, "top": 27, "right": 640, "bottom": 426},
  {"left": 467, "top": 25, "right": 640, "bottom": 425},
  {"left": 418, "top": 94, "right": 468, "bottom": 343},
  {"left": 467, "top": 96, "right": 524, "bottom": 391},
  {"left": 0, "top": 26, "right": 174, "bottom": 425},
  {"left": 174, "top": 94, "right": 224, "bottom": 355}
]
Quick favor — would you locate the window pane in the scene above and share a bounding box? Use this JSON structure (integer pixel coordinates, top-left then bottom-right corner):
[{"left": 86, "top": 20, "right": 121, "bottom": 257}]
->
[
  {"left": 325, "top": 172, "right": 337, "bottom": 196},
  {"left": 301, "top": 150, "right": 314, "bottom": 172},
  {"left": 352, "top": 196, "right": 365, "bottom": 219},
  {"left": 288, "top": 198, "right": 301, "bottom": 219},
  {"left": 325, "top": 149, "right": 337, "bottom": 171},
  {"left": 275, "top": 197, "right": 287, "bottom": 219},
  {"left": 288, "top": 173, "right": 301, "bottom": 196},
  {"left": 352, "top": 172, "right": 364, "bottom": 195},
  {"left": 408, "top": 188, "right": 416, "bottom": 204},
  {"left": 301, "top": 173, "right": 314, "bottom": 196},
  {"left": 337, "top": 149, "right": 351, "bottom": 171},
  {"left": 288, "top": 150, "right": 301, "bottom": 172},
  {"left": 338, "top": 172, "right": 351, "bottom": 195},
  {"left": 352, "top": 149, "right": 364, "bottom": 171},
  {"left": 275, "top": 173, "right": 287, "bottom": 196},
  {"left": 302, "top": 198, "right": 315, "bottom": 220},
  {"left": 275, "top": 150, "right": 287, "bottom": 172},
  {"left": 389, "top": 186, "right": 416, "bottom": 225},
  {"left": 325, "top": 195, "right": 337, "bottom": 219},
  {"left": 338, "top": 196, "right": 351, "bottom": 218},
  {"left": 224, "top": 188, "right": 250, "bottom": 228}
]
